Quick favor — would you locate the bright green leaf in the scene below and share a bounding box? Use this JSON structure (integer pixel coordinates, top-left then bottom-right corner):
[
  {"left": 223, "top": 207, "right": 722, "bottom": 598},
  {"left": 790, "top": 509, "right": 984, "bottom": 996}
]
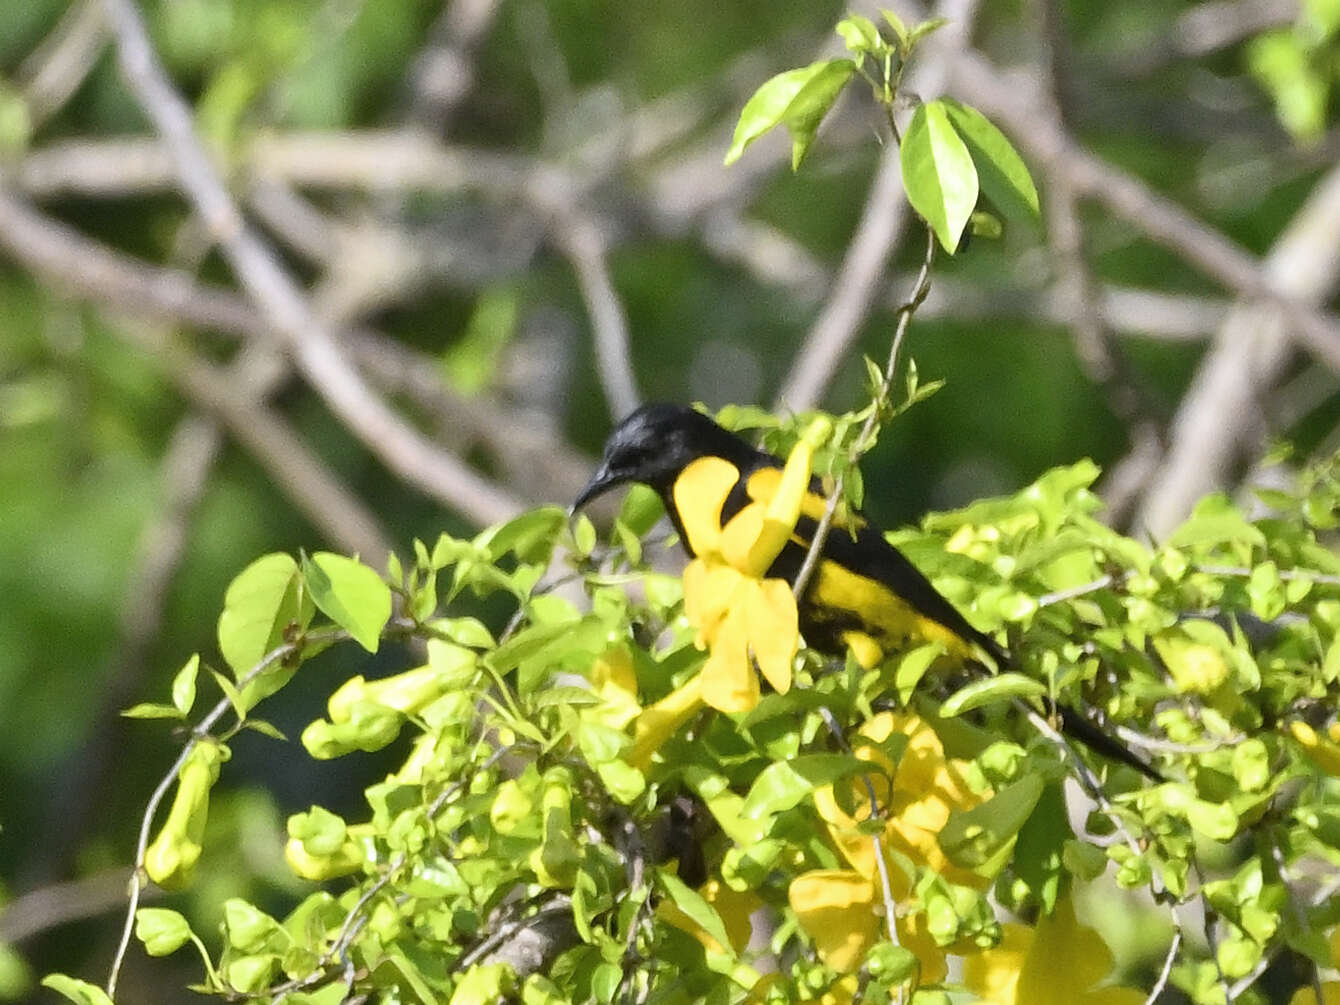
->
[
  {"left": 658, "top": 870, "right": 734, "bottom": 957},
  {"left": 880, "top": 8, "right": 909, "bottom": 49},
  {"left": 217, "top": 553, "right": 309, "bottom": 676},
  {"left": 894, "top": 642, "right": 944, "bottom": 704},
  {"left": 303, "top": 552, "right": 392, "bottom": 654},
  {"left": 135, "top": 907, "right": 193, "bottom": 957},
  {"left": 907, "top": 16, "right": 950, "bottom": 49},
  {"left": 900, "top": 99, "right": 979, "bottom": 252},
  {"left": 938, "top": 98, "right": 1039, "bottom": 223},
  {"left": 121, "top": 702, "right": 186, "bottom": 720},
  {"left": 724, "top": 59, "right": 857, "bottom": 169},
  {"left": 172, "top": 654, "right": 199, "bottom": 717},
  {"left": 836, "top": 15, "right": 882, "bottom": 53},
  {"left": 940, "top": 773, "right": 1044, "bottom": 869},
  {"left": 40, "top": 975, "right": 114, "bottom": 1005},
  {"left": 741, "top": 754, "right": 871, "bottom": 819},
  {"left": 940, "top": 673, "right": 1046, "bottom": 717}
]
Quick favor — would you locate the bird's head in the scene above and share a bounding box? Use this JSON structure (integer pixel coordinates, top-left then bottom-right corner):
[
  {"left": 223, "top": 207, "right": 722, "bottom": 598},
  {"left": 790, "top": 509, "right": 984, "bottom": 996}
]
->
[{"left": 570, "top": 403, "right": 754, "bottom": 513}]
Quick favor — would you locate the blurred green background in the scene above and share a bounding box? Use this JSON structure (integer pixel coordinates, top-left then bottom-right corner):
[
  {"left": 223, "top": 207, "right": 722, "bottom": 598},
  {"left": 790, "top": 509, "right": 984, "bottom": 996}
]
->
[{"left": 0, "top": 0, "right": 1337, "bottom": 998}]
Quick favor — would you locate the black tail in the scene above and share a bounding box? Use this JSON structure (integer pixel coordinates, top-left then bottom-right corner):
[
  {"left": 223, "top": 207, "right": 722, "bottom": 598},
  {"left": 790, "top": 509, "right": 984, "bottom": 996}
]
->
[
  {"left": 976, "top": 633, "right": 1163, "bottom": 783},
  {"left": 1052, "top": 700, "right": 1164, "bottom": 783}
]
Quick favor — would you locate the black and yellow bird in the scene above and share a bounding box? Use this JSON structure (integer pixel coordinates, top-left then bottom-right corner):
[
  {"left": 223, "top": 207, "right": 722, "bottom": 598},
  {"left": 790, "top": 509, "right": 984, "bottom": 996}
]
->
[{"left": 573, "top": 402, "right": 1161, "bottom": 782}]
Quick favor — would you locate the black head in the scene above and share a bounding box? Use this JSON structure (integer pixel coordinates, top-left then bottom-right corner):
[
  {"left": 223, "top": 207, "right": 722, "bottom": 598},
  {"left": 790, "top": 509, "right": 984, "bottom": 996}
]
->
[{"left": 570, "top": 403, "right": 760, "bottom": 513}]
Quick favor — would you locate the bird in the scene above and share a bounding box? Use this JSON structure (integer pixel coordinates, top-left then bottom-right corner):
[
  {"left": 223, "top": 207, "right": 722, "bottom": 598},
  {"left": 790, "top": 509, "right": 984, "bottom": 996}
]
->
[{"left": 572, "top": 402, "right": 1162, "bottom": 782}]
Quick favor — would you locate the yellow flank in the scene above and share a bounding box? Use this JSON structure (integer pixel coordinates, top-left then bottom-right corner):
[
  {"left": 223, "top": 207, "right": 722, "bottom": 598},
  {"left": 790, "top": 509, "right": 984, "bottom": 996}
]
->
[{"left": 811, "top": 559, "right": 973, "bottom": 659}]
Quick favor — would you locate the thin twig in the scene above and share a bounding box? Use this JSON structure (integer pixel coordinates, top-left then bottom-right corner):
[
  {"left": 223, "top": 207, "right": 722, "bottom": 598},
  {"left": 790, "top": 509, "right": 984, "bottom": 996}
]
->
[
  {"left": 792, "top": 224, "right": 936, "bottom": 603},
  {"left": 107, "top": 633, "right": 342, "bottom": 997},
  {"left": 1143, "top": 926, "right": 1182, "bottom": 1004},
  {"left": 775, "top": 0, "right": 980, "bottom": 412}
]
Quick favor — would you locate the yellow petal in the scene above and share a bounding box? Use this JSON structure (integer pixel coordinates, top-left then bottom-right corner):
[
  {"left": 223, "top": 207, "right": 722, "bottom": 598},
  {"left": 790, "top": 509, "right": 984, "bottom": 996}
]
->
[
  {"left": 674, "top": 456, "right": 740, "bottom": 557},
  {"left": 701, "top": 609, "right": 759, "bottom": 713},
  {"left": 962, "top": 922, "right": 1032, "bottom": 1005},
  {"left": 726, "top": 442, "right": 813, "bottom": 576},
  {"left": 796, "top": 975, "right": 859, "bottom": 1005},
  {"left": 627, "top": 675, "right": 705, "bottom": 770},
  {"left": 1291, "top": 721, "right": 1340, "bottom": 777},
  {"left": 746, "top": 578, "right": 798, "bottom": 693},
  {"left": 683, "top": 559, "right": 744, "bottom": 648},
  {"left": 842, "top": 630, "right": 884, "bottom": 670},
  {"left": 788, "top": 870, "right": 879, "bottom": 973}
]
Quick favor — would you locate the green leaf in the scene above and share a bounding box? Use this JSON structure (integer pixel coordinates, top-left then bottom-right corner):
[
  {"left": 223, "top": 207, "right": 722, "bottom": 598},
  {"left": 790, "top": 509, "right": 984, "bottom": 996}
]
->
[
  {"left": 591, "top": 962, "right": 621, "bottom": 1003},
  {"left": 217, "top": 553, "right": 310, "bottom": 676},
  {"left": 1187, "top": 799, "right": 1239, "bottom": 841},
  {"left": 658, "top": 870, "right": 734, "bottom": 956},
  {"left": 121, "top": 702, "right": 185, "bottom": 720},
  {"left": 135, "top": 907, "right": 193, "bottom": 956},
  {"left": 223, "top": 899, "right": 280, "bottom": 953},
  {"left": 940, "top": 773, "right": 1044, "bottom": 869},
  {"left": 172, "top": 654, "right": 200, "bottom": 716},
  {"left": 894, "top": 642, "right": 944, "bottom": 704},
  {"left": 880, "top": 9, "right": 909, "bottom": 49},
  {"left": 906, "top": 16, "right": 950, "bottom": 49},
  {"left": 900, "top": 99, "right": 979, "bottom": 252},
  {"left": 617, "top": 483, "right": 664, "bottom": 536},
  {"left": 40, "top": 975, "right": 114, "bottom": 1005},
  {"left": 303, "top": 552, "right": 392, "bottom": 653},
  {"left": 836, "top": 15, "right": 882, "bottom": 53},
  {"left": 724, "top": 59, "right": 857, "bottom": 169},
  {"left": 572, "top": 513, "right": 597, "bottom": 558},
  {"left": 480, "top": 506, "right": 566, "bottom": 563},
  {"left": 741, "top": 754, "right": 872, "bottom": 819},
  {"left": 969, "top": 209, "right": 1003, "bottom": 239},
  {"left": 940, "top": 673, "right": 1046, "bottom": 717},
  {"left": 209, "top": 668, "right": 247, "bottom": 720}
]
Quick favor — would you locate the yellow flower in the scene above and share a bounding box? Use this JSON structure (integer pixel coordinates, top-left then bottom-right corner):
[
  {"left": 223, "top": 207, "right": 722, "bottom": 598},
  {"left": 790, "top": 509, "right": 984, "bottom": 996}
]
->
[
  {"left": 963, "top": 896, "right": 1145, "bottom": 1005},
  {"left": 788, "top": 870, "right": 879, "bottom": 972},
  {"left": 791, "top": 713, "right": 988, "bottom": 981},
  {"left": 1290, "top": 720, "right": 1340, "bottom": 777},
  {"left": 813, "top": 712, "right": 985, "bottom": 888},
  {"left": 676, "top": 440, "right": 811, "bottom": 713}
]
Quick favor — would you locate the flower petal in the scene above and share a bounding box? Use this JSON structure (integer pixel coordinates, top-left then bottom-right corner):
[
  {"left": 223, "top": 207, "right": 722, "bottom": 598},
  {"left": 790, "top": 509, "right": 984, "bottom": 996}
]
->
[
  {"left": 701, "top": 608, "right": 758, "bottom": 713},
  {"left": 726, "top": 441, "right": 814, "bottom": 576},
  {"left": 627, "top": 675, "right": 705, "bottom": 770},
  {"left": 674, "top": 456, "right": 740, "bottom": 557},
  {"left": 746, "top": 578, "right": 798, "bottom": 693},
  {"left": 789, "top": 870, "right": 879, "bottom": 973},
  {"left": 684, "top": 559, "right": 744, "bottom": 648}
]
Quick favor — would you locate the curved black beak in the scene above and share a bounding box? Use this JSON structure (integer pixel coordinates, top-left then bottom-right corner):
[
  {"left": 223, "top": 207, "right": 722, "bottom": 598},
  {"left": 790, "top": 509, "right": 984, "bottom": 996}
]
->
[{"left": 568, "top": 462, "right": 625, "bottom": 517}]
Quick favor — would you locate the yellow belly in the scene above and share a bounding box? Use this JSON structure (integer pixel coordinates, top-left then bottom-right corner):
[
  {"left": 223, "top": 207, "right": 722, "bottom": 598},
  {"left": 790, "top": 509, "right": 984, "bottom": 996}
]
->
[{"left": 809, "top": 559, "right": 974, "bottom": 667}]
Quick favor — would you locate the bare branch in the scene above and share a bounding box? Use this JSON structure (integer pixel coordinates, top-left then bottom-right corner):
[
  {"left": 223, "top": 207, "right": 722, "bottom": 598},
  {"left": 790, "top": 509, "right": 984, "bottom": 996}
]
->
[
  {"left": 0, "top": 868, "right": 154, "bottom": 944},
  {"left": 949, "top": 51, "right": 1340, "bottom": 374},
  {"left": 17, "top": 0, "right": 106, "bottom": 127},
  {"left": 1136, "top": 164, "right": 1340, "bottom": 536},
  {"left": 551, "top": 207, "right": 641, "bottom": 420},
  {"left": 405, "top": 0, "right": 505, "bottom": 132},
  {"left": 101, "top": 0, "right": 526, "bottom": 527}
]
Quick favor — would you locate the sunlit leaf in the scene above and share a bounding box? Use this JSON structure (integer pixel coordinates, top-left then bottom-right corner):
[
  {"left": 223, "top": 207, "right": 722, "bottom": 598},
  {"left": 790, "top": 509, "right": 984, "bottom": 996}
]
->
[
  {"left": 302, "top": 552, "right": 392, "bottom": 654},
  {"left": 940, "top": 673, "right": 1046, "bottom": 717},
  {"left": 725, "top": 59, "right": 857, "bottom": 169},
  {"left": 900, "top": 99, "right": 979, "bottom": 252}
]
